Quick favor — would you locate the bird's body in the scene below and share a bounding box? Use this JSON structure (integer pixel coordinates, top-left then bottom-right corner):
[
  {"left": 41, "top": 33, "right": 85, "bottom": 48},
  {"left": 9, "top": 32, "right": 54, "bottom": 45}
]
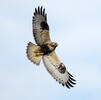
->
[{"left": 26, "top": 6, "right": 76, "bottom": 88}]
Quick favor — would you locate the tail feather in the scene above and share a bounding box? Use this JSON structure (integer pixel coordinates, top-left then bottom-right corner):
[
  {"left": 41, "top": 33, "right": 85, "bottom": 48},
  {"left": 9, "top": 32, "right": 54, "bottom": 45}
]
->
[{"left": 26, "top": 42, "right": 42, "bottom": 65}]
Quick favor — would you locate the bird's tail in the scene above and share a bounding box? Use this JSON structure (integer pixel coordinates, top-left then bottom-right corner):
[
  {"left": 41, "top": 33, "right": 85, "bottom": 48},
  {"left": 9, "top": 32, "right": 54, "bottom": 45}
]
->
[{"left": 26, "top": 42, "right": 43, "bottom": 65}]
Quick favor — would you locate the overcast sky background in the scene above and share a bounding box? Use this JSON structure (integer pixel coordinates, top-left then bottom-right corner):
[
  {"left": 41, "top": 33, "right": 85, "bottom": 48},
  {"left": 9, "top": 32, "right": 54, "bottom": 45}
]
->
[{"left": 0, "top": 0, "right": 101, "bottom": 100}]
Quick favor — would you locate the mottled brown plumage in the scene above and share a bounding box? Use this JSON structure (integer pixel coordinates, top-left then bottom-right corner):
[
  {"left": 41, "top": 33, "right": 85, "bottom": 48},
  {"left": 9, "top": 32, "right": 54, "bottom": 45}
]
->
[{"left": 26, "top": 6, "right": 76, "bottom": 88}]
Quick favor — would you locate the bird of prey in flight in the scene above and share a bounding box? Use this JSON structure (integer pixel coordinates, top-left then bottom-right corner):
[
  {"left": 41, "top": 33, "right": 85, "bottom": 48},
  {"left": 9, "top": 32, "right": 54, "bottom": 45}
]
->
[{"left": 26, "top": 6, "right": 76, "bottom": 88}]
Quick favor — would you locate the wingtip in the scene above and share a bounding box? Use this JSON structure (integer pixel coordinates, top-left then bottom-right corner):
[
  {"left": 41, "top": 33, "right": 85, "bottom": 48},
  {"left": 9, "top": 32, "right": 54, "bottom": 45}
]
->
[
  {"left": 65, "top": 72, "right": 76, "bottom": 89},
  {"left": 65, "top": 83, "right": 70, "bottom": 89},
  {"left": 33, "top": 6, "right": 47, "bottom": 20}
]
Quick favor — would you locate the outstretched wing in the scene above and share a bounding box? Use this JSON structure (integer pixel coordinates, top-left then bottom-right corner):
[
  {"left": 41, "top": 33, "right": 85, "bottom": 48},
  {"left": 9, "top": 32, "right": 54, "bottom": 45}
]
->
[
  {"left": 33, "top": 6, "right": 51, "bottom": 45},
  {"left": 42, "top": 51, "right": 76, "bottom": 88}
]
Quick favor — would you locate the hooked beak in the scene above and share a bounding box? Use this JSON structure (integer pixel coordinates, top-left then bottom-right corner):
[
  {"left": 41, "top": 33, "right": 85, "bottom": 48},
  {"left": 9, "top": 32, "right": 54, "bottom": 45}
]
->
[{"left": 55, "top": 43, "right": 58, "bottom": 47}]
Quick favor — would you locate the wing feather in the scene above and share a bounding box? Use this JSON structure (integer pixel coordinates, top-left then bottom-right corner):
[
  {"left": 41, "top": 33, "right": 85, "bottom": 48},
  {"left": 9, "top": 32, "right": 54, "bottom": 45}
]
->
[
  {"left": 42, "top": 51, "right": 76, "bottom": 88},
  {"left": 33, "top": 6, "right": 51, "bottom": 45}
]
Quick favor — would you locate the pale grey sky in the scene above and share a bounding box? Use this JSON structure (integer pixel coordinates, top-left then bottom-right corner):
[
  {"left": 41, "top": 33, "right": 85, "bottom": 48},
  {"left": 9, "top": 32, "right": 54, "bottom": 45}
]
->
[{"left": 0, "top": 0, "right": 101, "bottom": 100}]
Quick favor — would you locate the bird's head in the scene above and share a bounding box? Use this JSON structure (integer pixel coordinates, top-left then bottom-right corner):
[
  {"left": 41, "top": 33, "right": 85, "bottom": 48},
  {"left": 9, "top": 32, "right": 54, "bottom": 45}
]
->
[{"left": 47, "top": 42, "right": 58, "bottom": 51}]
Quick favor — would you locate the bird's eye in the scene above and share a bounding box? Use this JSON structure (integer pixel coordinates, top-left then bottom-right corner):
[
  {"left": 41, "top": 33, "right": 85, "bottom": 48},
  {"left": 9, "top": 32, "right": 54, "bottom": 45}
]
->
[{"left": 51, "top": 44, "right": 55, "bottom": 47}]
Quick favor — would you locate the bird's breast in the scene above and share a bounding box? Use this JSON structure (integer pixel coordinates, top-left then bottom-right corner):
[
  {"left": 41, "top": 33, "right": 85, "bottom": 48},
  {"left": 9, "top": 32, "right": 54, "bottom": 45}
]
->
[{"left": 40, "top": 44, "right": 52, "bottom": 55}]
